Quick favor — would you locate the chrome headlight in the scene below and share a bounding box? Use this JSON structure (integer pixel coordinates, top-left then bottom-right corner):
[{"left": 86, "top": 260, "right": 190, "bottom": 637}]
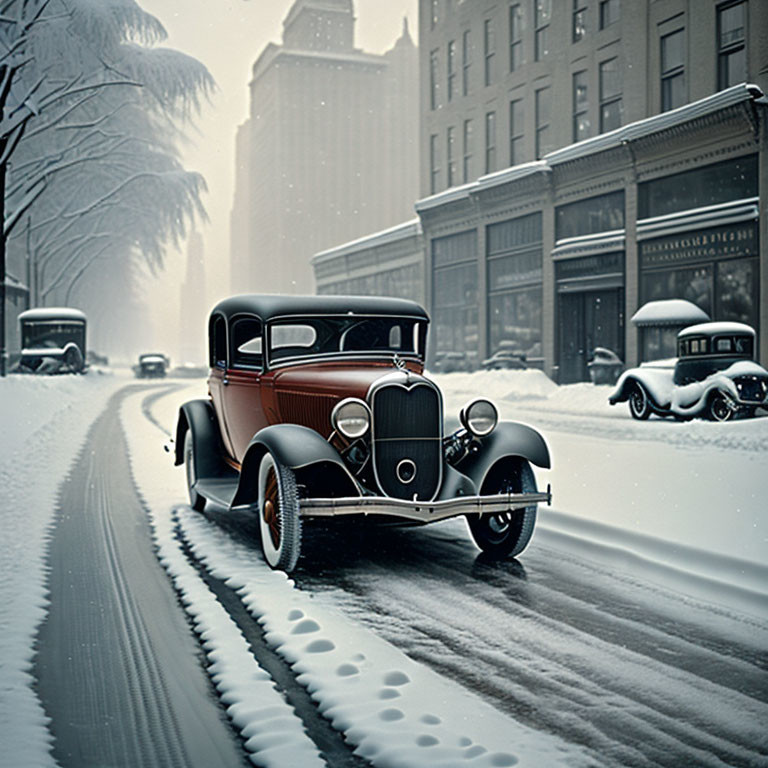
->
[
  {"left": 331, "top": 398, "right": 371, "bottom": 439},
  {"left": 459, "top": 398, "right": 498, "bottom": 437}
]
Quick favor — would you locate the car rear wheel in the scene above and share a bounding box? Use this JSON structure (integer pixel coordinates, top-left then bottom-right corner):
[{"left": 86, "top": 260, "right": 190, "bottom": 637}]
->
[
  {"left": 184, "top": 431, "right": 206, "bottom": 512},
  {"left": 707, "top": 393, "right": 733, "bottom": 422},
  {"left": 467, "top": 459, "right": 537, "bottom": 558},
  {"left": 629, "top": 382, "right": 652, "bottom": 420},
  {"left": 258, "top": 453, "right": 302, "bottom": 572}
]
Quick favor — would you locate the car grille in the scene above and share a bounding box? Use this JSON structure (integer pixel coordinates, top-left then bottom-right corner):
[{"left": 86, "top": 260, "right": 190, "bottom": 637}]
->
[
  {"left": 371, "top": 380, "right": 442, "bottom": 501},
  {"left": 735, "top": 376, "right": 766, "bottom": 402}
]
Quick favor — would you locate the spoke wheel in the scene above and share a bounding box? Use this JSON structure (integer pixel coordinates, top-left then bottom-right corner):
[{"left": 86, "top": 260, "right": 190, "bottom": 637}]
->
[
  {"left": 629, "top": 383, "right": 652, "bottom": 420},
  {"left": 258, "top": 453, "right": 301, "bottom": 572},
  {"left": 707, "top": 393, "right": 733, "bottom": 422},
  {"left": 184, "top": 431, "right": 206, "bottom": 511},
  {"left": 467, "top": 459, "right": 538, "bottom": 559}
]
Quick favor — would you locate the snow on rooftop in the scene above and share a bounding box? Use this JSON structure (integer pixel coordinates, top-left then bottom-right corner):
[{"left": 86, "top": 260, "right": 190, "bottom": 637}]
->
[
  {"left": 18, "top": 307, "right": 86, "bottom": 322},
  {"left": 678, "top": 321, "right": 756, "bottom": 337},
  {"left": 631, "top": 300, "right": 710, "bottom": 327}
]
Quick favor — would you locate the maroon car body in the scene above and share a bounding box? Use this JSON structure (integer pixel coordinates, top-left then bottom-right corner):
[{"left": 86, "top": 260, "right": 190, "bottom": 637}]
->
[{"left": 175, "top": 295, "right": 551, "bottom": 572}]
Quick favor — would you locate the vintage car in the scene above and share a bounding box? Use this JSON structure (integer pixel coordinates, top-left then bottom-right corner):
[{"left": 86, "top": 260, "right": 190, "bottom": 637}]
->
[
  {"left": 15, "top": 307, "right": 87, "bottom": 374},
  {"left": 609, "top": 321, "right": 768, "bottom": 421},
  {"left": 134, "top": 353, "right": 168, "bottom": 378},
  {"left": 174, "top": 295, "right": 552, "bottom": 572}
]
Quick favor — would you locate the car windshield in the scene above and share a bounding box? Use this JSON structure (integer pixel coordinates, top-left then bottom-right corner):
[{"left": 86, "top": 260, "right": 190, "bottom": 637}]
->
[
  {"left": 22, "top": 320, "right": 85, "bottom": 351},
  {"left": 267, "top": 315, "right": 425, "bottom": 365}
]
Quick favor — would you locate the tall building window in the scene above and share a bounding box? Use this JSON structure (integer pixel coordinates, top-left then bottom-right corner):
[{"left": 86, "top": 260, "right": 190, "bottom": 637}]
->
[
  {"left": 535, "top": 0, "right": 551, "bottom": 61},
  {"left": 430, "top": 49, "right": 440, "bottom": 110},
  {"left": 447, "top": 126, "right": 457, "bottom": 188},
  {"left": 661, "top": 29, "right": 686, "bottom": 111},
  {"left": 535, "top": 87, "right": 551, "bottom": 159},
  {"left": 430, "top": 134, "right": 440, "bottom": 194},
  {"left": 484, "top": 19, "right": 495, "bottom": 86},
  {"left": 509, "top": 98, "right": 524, "bottom": 165},
  {"left": 447, "top": 40, "right": 457, "bottom": 102},
  {"left": 599, "top": 57, "right": 622, "bottom": 132},
  {"left": 717, "top": 2, "right": 746, "bottom": 89},
  {"left": 485, "top": 111, "right": 497, "bottom": 173},
  {"left": 431, "top": 0, "right": 440, "bottom": 29},
  {"left": 463, "top": 119, "right": 473, "bottom": 182},
  {"left": 599, "top": 0, "right": 620, "bottom": 29},
  {"left": 462, "top": 29, "right": 472, "bottom": 96},
  {"left": 573, "top": 0, "right": 587, "bottom": 42},
  {"left": 572, "top": 70, "right": 590, "bottom": 142},
  {"left": 509, "top": 4, "right": 523, "bottom": 71}
]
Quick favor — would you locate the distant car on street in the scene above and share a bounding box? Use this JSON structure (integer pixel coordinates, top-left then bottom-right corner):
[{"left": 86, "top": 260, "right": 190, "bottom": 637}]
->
[
  {"left": 174, "top": 295, "right": 552, "bottom": 572},
  {"left": 134, "top": 353, "right": 168, "bottom": 378},
  {"left": 609, "top": 322, "right": 768, "bottom": 421},
  {"left": 15, "top": 307, "right": 87, "bottom": 374}
]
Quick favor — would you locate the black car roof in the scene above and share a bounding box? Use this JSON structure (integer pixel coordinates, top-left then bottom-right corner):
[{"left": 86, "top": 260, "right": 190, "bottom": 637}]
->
[{"left": 210, "top": 294, "right": 429, "bottom": 323}]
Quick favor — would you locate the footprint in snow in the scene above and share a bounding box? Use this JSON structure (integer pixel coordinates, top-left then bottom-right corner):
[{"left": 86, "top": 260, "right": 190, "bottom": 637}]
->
[
  {"left": 305, "top": 639, "right": 335, "bottom": 653},
  {"left": 336, "top": 663, "right": 359, "bottom": 677},
  {"left": 420, "top": 714, "right": 441, "bottom": 725},
  {"left": 416, "top": 735, "right": 439, "bottom": 747},
  {"left": 377, "top": 688, "right": 401, "bottom": 700},
  {"left": 382, "top": 670, "right": 410, "bottom": 686},
  {"left": 291, "top": 618, "right": 321, "bottom": 634},
  {"left": 379, "top": 708, "right": 405, "bottom": 722},
  {"left": 287, "top": 609, "right": 304, "bottom": 620}
]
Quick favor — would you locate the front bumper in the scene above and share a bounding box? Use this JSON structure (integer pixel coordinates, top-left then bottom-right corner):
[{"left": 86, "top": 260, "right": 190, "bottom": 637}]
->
[{"left": 300, "top": 487, "right": 552, "bottom": 524}]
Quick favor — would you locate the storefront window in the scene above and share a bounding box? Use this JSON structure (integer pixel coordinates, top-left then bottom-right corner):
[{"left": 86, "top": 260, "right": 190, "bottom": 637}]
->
[
  {"left": 641, "top": 265, "right": 714, "bottom": 318},
  {"left": 433, "top": 231, "right": 479, "bottom": 366},
  {"left": 638, "top": 155, "right": 757, "bottom": 219},
  {"left": 489, "top": 289, "right": 543, "bottom": 360},
  {"left": 717, "top": 257, "right": 757, "bottom": 326},
  {"left": 556, "top": 190, "right": 624, "bottom": 240}
]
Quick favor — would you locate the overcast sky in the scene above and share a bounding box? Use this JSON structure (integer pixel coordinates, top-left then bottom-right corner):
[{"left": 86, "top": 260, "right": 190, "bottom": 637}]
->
[{"left": 137, "top": 0, "right": 418, "bottom": 350}]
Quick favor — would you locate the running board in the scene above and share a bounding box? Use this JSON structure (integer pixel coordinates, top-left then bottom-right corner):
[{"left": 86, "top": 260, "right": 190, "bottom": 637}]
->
[{"left": 195, "top": 477, "right": 239, "bottom": 509}]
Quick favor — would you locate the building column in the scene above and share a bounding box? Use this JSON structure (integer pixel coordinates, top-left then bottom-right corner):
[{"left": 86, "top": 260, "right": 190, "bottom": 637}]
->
[
  {"left": 624, "top": 164, "right": 640, "bottom": 368},
  {"left": 476, "top": 213, "right": 488, "bottom": 364},
  {"left": 541, "top": 190, "right": 556, "bottom": 380}
]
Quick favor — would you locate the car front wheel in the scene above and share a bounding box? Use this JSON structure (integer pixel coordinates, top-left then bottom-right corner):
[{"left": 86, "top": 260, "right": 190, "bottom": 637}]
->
[
  {"left": 184, "top": 431, "right": 206, "bottom": 512},
  {"left": 707, "top": 393, "right": 734, "bottom": 422},
  {"left": 467, "top": 459, "right": 537, "bottom": 558},
  {"left": 258, "top": 453, "right": 302, "bottom": 572},
  {"left": 629, "top": 382, "right": 652, "bottom": 420}
]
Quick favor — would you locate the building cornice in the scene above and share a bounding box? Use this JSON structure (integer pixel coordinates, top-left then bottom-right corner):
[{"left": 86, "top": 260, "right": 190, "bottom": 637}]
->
[
  {"left": 312, "top": 218, "right": 422, "bottom": 264},
  {"left": 251, "top": 45, "right": 385, "bottom": 84}
]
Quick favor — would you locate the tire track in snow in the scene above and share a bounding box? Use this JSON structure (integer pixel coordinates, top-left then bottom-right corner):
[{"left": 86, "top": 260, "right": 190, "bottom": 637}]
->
[{"left": 34, "top": 385, "right": 248, "bottom": 768}]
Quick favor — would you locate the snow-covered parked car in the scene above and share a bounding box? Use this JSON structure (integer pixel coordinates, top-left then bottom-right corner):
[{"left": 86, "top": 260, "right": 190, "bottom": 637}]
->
[
  {"left": 174, "top": 294, "right": 552, "bottom": 572},
  {"left": 15, "top": 307, "right": 87, "bottom": 374},
  {"left": 609, "top": 322, "right": 768, "bottom": 421}
]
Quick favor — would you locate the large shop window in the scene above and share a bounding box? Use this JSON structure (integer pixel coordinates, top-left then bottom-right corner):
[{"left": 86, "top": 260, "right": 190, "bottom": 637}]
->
[
  {"left": 556, "top": 190, "right": 625, "bottom": 240},
  {"left": 639, "top": 155, "right": 757, "bottom": 219},
  {"left": 432, "top": 231, "right": 479, "bottom": 365},
  {"left": 487, "top": 213, "right": 543, "bottom": 361},
  {"left": 640, "top": 222, "right": 759, "bottom": 339}
]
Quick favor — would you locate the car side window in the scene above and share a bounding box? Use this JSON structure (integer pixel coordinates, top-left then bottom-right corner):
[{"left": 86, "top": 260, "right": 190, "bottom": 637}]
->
[
  {"left": 231, "top": 316, "right": 264, "bottom": 370},
  {"left": 210, "top": 315, "right": 227, "bottom": 368}
]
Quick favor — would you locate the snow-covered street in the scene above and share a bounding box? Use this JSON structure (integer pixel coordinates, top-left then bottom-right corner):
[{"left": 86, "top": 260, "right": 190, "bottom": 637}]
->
[{"left": 1, "top": 369, "right": 766, "bottom": 767}]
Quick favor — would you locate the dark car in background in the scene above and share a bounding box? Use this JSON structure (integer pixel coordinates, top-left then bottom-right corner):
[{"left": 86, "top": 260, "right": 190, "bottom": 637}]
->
[
  {"left": 175, "top": 295, "right": 552, "bottom": 572},
  {"left": 134, "top": 353, "right": 169, "bottom": 378},
  {"left": 15, "top": 307, "right": 87, "bottom": 374}
]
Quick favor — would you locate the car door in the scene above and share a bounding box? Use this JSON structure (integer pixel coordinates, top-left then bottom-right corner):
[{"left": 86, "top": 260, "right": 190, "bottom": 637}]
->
[
  {"left": 208, "top": 313, "right": 237, "bottom": 459},
  {"left": 221, "top": 315, "right": 269, "bottom": 462}
]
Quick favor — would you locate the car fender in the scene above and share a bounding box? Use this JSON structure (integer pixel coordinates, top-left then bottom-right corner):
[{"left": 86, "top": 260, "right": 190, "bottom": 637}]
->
[
  {"left": 609, "top": 367, "right": 674, "bottom": 408},
  {"left": 669, "top": 370, "right": 741, "bottom": 416},
  {"left": 455, "top": 421, "right": 550, "bottom": 491},
  {"left": 174, "top": 399, "right": 231, "bottom": 480},
  {"left": 232, "top": 424, "right": 358, "bottom": 508}
]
